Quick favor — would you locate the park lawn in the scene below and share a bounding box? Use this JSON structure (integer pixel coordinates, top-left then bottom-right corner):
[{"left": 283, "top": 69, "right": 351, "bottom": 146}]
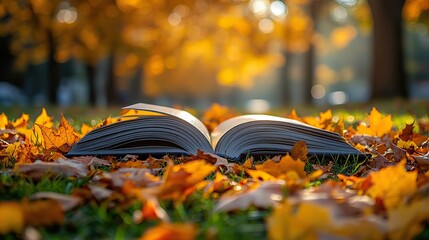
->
[{"left": 1, "top": 102, "right": 429, "bottom": 239}]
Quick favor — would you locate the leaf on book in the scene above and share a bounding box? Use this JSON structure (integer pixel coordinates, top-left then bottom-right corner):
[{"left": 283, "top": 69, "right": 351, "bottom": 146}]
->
[{"left": 214, "top": 180, "right": 285, "bottom": 212}]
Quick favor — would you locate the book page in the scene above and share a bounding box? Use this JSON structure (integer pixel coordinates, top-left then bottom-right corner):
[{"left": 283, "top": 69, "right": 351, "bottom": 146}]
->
[
  {"left": 123, "top": 103, "right": 211, "bottom": 142},
  {"left": 211, "top": 114, "right": 316, "bottom": 148}
]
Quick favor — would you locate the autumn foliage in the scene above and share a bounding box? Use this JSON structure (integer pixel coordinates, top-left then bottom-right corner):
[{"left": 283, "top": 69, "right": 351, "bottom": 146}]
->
[{"left": 1, "top": 105, "right": 429, "bottom": 239}]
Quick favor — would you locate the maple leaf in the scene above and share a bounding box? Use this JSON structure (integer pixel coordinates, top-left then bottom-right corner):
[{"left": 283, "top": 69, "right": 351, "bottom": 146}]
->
[
  {"left": 35, "top": 108, "right": 53, "bottom": 128},
  {"left": 255, "top": 154, "right": 307, "bottom": 180},
  {"left": 140, "top": 223, "right": 197, "bottom": 240},
  {"left": 38, "top": 114, "right": 80, "bottom": 153},
  {"left": 201, "top": 103, "right": 237, "bottom": 132},
  {"left": 356, "top": 107, "right": 393, "bottom": 137},
  {"left": 398, "top": 122, "right": 414, "bottom": 141},
  {"left": 143, "top": 160, "right": 216, "bottom": 201},
  {"left": 365, "top": 160, "right": 417, "bottom": 209}
]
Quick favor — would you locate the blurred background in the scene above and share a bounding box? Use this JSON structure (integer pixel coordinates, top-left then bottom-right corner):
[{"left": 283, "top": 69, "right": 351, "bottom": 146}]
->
[{"left": 0, "top": 0, "right": 428, "bottom": 112}]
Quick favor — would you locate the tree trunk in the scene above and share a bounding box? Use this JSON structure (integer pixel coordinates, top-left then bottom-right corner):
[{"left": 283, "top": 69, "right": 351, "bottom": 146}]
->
[
  {"left": 368, "top": 0, "right": 407, "bottom": 99},
  {"left": 303, "top": 1, "right": 318, "bottom": 105}
]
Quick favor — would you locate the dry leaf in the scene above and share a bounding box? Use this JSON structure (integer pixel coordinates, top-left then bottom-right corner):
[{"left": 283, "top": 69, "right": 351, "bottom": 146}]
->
[
  {"left": 365, "top": 161, "right": 417, "bottom": 209},
  {"left": 140, "top": 223, "right": 197, "bottom": 240},
  {"left": 16, "top": 159, "right": 89, "bottom": 179},
  {"left": 30, "top": 192, "right": 81, "bottom": 211},
  {"left": 357, "top": 108, "right": 393, "bottom": 137},
  {"left": 38, "top": 114, "right": 80, "bottom": 153},
  {"left": 214, "top": 180, "right": 285, "bottom": 212},
  {"left": 136, "top": 160, "right": 215, "bottom": 201},
  {"left": 255, "top": 154, "right": 307, "bottom": 180},
  {"left": 0, "top": 201, "right": 25, "bottom": 234},
  {"left": 22, "top": 199, "right": 64, "bottom": 226},
  {"left": 291, "top": 141, "right": 308, "bottom": 162}
]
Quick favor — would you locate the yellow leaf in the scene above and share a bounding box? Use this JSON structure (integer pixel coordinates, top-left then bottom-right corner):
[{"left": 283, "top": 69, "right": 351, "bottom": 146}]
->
[
  {"left": 0, "top": 202, "right": 25, "bottom": 234},
  {"left": 35, "top": 108, "right": 53, "bottom": 128},
  {"left": 387, "top": 198, "right": 429, "bottom": 240},
  {"left": 140, "top": 223, "right": 197, "bottom": 240},
  {"left": 0, "top": 112, "right": 8, "bottom": 129},
  {"left": 145, "top": 160, "right": 216, "bottom": 201},
  {"left": 267, "top": 201, "right": 330, "bottom": 240},
  {"left": 366, "top": 161, "right": 417, "bottom": 209},
  {"left": 38, "top": 114, "right": 80, "bottom": 153},
  {"left": 12, "top": 113, "right": 29, "bottom": 129},
  {"left": 357, "top": 108, "right": 393, "bottom": 137},
  {"left": 255, "top": 154, "right": 307, "bottom": 179}
]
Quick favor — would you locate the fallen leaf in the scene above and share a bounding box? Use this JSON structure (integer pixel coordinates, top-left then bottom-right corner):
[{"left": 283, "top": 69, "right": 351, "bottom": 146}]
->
[
  {"left": 38, "top": 114, "right": 80, "bottom": 153},
  {"left": 22, "top": 199, "right": 64, "bottom": 227},
  {"left": 255, "top": 154, "right": 307, "bottom": 180},
  {"left": 136, "top": 197, "right": 170, "bottom": 222},
  {"left": 291, "top": 141, "right": 308, "bottom": 162},
  {"left": 365, "top": 161, "right": 417, "bottom": 209},
  {"left": 30, "top": 192, "right": 81, "bottom": 211},
  {"left": 142, "top": 160, "right": 216, "bottom": 201},
  {"left": 0, "top": 201, "right": 24, "bottom": 234},
  {"left": 398, "top": 122, "right": 414, "bottom": 141},
  {"left": 387, "top": 198, "right": 429, "bottom": 240},
  {"left": 214, "top": 180, "right": 285, "bottom": 212},
  {"left": 16, "top": 159, "right": 89, "bottom": 179},
  {"left": 140, "top": 223, "right": 197, "bottom": 240},
  {"left": 71, "top": 156, "right": 111, "bottom": 167},
  {"left": 35, "top": 108, "right": 53, "bottom": 128},
  {"left": 357, "top": 108, "right": 394, "bottom": 137}
]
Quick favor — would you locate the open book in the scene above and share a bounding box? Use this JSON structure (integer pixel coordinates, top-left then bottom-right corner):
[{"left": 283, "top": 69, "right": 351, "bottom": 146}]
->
[{"left": 66, "top": 103, "right": 364, "bottom": 160}]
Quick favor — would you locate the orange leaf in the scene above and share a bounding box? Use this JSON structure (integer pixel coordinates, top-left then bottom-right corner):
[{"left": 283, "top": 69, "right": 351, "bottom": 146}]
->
[
  {"left": 35, "top": 108, "right": 53, "bottom": 128},
  {"left": 255, "top": 154, "right": 307, "bottom": 179},
  {"left": 0, "top": 202, "right": 24, "bottom": 234},
  {"left": 140, "top": 223, "right": 197, "bottom": 240},
  {"left": 365, "top": 160, "right": 417, "bottom": 209},
  {"left": 38, "top": 114, "right": 80, "bottom": 153},
  {"left": 357, "top": 107, "right": 393, "bottom": 137},
  {"left": 22, "top": 199, "right": 64, "bottom": 226},
  {"left": 144, "top": 160, "right": 215, "bottom": 201}
]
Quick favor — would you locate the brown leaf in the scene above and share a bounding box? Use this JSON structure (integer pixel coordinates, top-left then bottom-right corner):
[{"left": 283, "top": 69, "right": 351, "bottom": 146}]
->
[
  {"left": 399, "top": 122, "right": 414, "bottom": 141},
  {"left": 291, "top": 141, "right": 308, "bottom": 162},
  {"left": 22, "top": 199, "right": 64, "bottom": 227},
  {"left": 214, "top": 180, "right": 285, "bottom": 212},
  {"left": 30, "top": 192, "right": 81, "bottom": 211},
  {"left": 71, "top": 156, "right": 111, "bottom": 167},
  {"left": 15, "top": 159, "right": 89, "bottom": 179}
]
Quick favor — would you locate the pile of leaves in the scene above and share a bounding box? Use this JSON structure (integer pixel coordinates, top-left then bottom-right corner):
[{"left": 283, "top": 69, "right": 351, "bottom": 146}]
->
[{"left": 1, "top": 104, "right": 429, "bottom": 239}]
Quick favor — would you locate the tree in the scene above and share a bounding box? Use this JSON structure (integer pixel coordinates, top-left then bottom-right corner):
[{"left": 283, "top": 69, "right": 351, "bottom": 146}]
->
[{"left": 368, "top": 0, "right": 408, "bottom": 99}]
